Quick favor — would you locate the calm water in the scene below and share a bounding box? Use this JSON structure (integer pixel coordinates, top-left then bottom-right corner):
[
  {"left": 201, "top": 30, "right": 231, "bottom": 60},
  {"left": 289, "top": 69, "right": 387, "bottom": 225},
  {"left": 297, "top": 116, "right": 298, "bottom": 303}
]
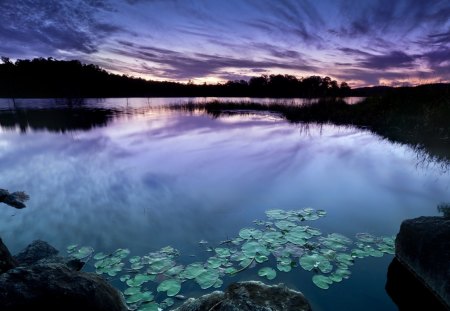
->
[{"left": 0, "top": 98, "right": 448, "bottom": 311}]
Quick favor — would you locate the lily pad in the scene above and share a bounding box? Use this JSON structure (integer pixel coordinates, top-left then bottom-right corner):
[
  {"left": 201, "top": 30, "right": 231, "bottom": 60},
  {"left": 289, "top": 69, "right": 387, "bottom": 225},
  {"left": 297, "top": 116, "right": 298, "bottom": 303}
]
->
[
  {"left": 180, "top": 263, "right": 206, "bottom": 279},
  {"left": 258, "top": 267, "right": 277, "bottom": 280},
  {"left": 147, "top": 258, "right": 175, "bottom": 274},
  {"left": 356, "top": 233, "right": 377, "bottom": 243},
  {"left": 261, "top": 231, "right": 285, "bottom": 245},
  {"left": 138, "top": 302, "right": 159, "bottom": 311},
  {"left": 195, "top": 269, "right": 220, "bottom": 289},
  {"left": 241, "top": 241, "right": 270, "bottom": 258},
  {"left": 72, "top": 246, "right": 94, "bottom": 260},
  {"left": 300, "top": 254, "right": 333, "bottom": 273},
  {"left": 124, "top": 287, "right": 142, "bottom": 296},
  {"left": 126, "top": 274, "right": 153, "bottom": 287},
  {"left": 329, "top": 268, "right": 351, "bottom": 282},
  {"left": 66, "top": 244, "right": 78, "bottom": 253},
  {"left": 285, "top": 227, "right": 311, "bottom": 245},
  {"left": 157, "top": 279, "right": 181, "bottom": 297},
  {"left": 215, "top": 248, "right": 231, "bottom": 258},
  {"left": 266, "top": 209, "right": 289, "bottom": 220},
  {"left": 274, "top": 220, "right": 296, "bottom": 231},
  {"left": 239, "top": 228, "right": 263, "bottom": 240},
  {"left": 312, "top": 274, "right": 333, "bottom": 289},
  {"left": 93, "top": 252, "right": 108, "bottom": 260},
  {"left": 125, "top": 291, "right": 154, "bottom": 304}
]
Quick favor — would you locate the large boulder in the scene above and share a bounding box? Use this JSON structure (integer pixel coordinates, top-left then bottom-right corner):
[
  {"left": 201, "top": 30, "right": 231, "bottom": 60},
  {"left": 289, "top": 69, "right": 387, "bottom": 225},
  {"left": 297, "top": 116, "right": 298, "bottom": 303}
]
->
[
  {"left": 0, "top": 238, "right": 17, "bottom": 274},
  {"left": 395, "top": 216, "right": 450, "bottom": 308},
  {"left": 0, "top": 263, "right": 127, "bottom": 311},
  {"left": 14, "top": 240, "right": 59, "bottom": 265},
  {"left": 0, "top": 238, "right": 127, "bottom": 311},
  {"left": 172, "top": 281, "right": 312, "bottom": 311}
]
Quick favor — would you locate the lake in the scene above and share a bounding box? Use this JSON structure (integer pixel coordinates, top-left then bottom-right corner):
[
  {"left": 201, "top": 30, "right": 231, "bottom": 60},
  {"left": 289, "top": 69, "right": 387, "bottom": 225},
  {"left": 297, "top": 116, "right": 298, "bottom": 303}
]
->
[{"left": 0, "top": 97, "right": 448, "bottom": 311}]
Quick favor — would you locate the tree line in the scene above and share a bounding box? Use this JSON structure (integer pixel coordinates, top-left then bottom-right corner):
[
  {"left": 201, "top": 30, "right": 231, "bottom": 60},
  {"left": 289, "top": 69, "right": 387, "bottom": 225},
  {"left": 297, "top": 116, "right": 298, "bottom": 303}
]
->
[{"left": 0, "top": 57, "right": 351, "bottom": 98}]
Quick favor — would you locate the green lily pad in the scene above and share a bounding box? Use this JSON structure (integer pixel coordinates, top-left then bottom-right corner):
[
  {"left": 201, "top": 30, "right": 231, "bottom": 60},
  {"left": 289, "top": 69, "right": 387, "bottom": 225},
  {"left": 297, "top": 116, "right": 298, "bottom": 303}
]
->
[
  {"left": 66, "top": 244, "right": 78, "bottom": 253},
  {"left": 125, "top": 291, "right": 154, "bottom": 304},
  {"left": 261, "top": 231, "right": 285, "bottom": 245},
  {"left": 336, "top": 253, "right": 354, "bottom": 266},
  {"left": 157, "top": 279, "right": 181, "bottom": 297},
  {"left": 160, "top": 297, "right": 174, "bottom": 308},
  {"left": 72, "top": 246, "right": 94, "bottom": 260},
  {"left": 241, "top": 241, "right": 270, "bottom": 257},
  {"left": 275, "top": 220, "right": 296, "bottom": 230},
  {"left": 138, "top": 302, "right": 159, "bottom": 311},
  {"left": 255, "top": 255, "right": 269, "bottom": 263},
  {"left": 195, "top": 268, "right": 220, "bottom": 289},
  {"left": 266, "top": 209, "right": 289, "bottom": 220},
  {"left": 165, "top": 265, "right": 184, "bottom": 276},
  {"left": 114, "top": 248, "right": 130, "bottom": 259},
  {"left": 239, "top": 228, "right": 263, "bottom": 239},
  {"left": 124, "top": 287, "right": 142, "bottom": 296},
  {"left": 300, "top": 254, "right": 333, "bottom": 273},
  {"left": 225, "top": 267, "right": 238, "bottom": 274},
  {"left": 180, "top": 263, "right": 206, "bottom": 279},
  {"left": 312, "top": 274, "right": 333, "bottom": 289},
  {"left": 215, "top": 248, "right": 231, "bottom": 258},
  {"left": 258, "top": 267, "right": 277, "bottom": 280},
  {"left": 356, "top": 233, "right": 377, "bottom": 243},
  {"left": 120, "top": 275, "right": 130, "bottom": 282},
  {"left": 285, "top": 227, "right": 311, "bottom": 245},
  {"left": 126, "top": 274, "right": 153, "bottom": 287},
  {"left": 147, "top": 258, "right": 175, "bottom": 274},
  {"left": 329, "top": 268, "right": 351, "bottom": 282},
  {"left": 93, "top": 252, "right": 108, "bottom": 260}
]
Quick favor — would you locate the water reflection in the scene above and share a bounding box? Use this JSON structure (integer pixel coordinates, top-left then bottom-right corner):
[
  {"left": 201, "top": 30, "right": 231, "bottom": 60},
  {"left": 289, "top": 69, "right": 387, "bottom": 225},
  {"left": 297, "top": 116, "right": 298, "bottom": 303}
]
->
[{"left": 1, "top": 100, "right": 449, "bottom": 311}]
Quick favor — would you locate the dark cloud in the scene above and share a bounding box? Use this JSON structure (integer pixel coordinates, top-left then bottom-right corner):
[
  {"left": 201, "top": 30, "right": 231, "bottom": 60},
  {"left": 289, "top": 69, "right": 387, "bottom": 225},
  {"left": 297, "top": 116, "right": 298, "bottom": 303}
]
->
[
  {"left": 110, "top": 41, "right": 317, "bottom": 80},
  {"left": 359, "top": 51, "right": 416, "bottom": 70},
  {"left": 0, "top": 0, "right": 120, "bottom": 57}
]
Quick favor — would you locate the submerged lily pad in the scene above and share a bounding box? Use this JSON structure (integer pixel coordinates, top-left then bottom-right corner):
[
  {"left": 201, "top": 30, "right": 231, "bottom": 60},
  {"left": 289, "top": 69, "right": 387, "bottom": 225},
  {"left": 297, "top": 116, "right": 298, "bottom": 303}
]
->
[
  {"left": 312, "top": 274, "right": 333, "bottom": 289},
  {"left": 157, "top": 279, "right": 181, "bottom": 297},
  {"left": 258, "top": 267, "right": 277, "bottom": 280}
]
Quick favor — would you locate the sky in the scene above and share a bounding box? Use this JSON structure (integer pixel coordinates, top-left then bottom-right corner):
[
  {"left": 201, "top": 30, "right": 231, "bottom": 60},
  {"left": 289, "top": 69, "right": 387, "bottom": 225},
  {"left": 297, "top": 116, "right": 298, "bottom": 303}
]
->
[{"left": 0, "top": 0, "right": 449, "bottom": 87}]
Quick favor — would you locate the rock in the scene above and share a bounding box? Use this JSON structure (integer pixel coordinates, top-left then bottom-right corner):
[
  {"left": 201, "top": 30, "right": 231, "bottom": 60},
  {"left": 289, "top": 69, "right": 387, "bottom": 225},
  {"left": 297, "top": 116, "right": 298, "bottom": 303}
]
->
[
  {"left": 0, "top": 262, "right": 127, "bottom": 311},
  {"left": 395, "top": 216, "right": 450, "bottom": 308},
  {"left": 0, "top": 189, "right": 29, "bottom": 209},
  {"left": 172, "top": 281, "right": 312, "bottom": 311},
  {"left": 14, "top": 240, "right": 59, "bottom": 265},
  {"left": 385, "top": 258, "right": 448, "bottom": 311},
  {"left": 0, "top": 238, "right": 17, "bottom": 274}
]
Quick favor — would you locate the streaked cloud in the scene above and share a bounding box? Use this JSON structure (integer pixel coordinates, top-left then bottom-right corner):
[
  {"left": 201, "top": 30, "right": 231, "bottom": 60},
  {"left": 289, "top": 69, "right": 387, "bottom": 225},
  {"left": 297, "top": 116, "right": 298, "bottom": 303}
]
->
[{"left": 0, "top": 0, "right": 448, "bottom": 86}]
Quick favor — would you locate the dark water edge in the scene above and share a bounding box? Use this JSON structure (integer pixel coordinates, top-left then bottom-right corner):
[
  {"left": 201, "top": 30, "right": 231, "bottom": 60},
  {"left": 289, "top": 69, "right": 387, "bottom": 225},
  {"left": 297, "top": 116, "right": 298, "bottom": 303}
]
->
[{"left": 171, "top": 85, "right": 450, "bottom": 169}]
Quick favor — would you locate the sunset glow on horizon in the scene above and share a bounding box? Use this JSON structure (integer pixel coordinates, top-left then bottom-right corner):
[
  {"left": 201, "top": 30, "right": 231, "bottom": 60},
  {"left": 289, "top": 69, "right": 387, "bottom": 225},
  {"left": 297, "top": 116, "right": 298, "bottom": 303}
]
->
[{"left": 1, "top": 0, "right": 449, "bottom": 87}]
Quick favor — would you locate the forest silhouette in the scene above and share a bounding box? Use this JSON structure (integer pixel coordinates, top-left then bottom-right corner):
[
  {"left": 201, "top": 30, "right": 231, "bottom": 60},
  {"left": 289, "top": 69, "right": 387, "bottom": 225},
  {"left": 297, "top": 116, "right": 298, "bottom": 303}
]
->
[{"left": 0, "top": 57, "right": 352, "bottom": 98}]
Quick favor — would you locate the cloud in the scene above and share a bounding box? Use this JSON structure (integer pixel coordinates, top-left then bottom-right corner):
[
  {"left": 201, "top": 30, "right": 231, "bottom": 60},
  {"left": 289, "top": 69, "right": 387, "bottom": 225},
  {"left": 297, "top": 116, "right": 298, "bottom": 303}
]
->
[
  {"left": 109, "top": 41, "right": 317, "bottom": 80},
  {"left": 0, "top": 0, "right": 121, "bottom": 57}
]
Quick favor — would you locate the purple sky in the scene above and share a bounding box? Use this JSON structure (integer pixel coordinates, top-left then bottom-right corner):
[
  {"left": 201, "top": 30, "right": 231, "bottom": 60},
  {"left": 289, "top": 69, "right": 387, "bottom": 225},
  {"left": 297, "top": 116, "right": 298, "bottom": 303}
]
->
[{"left": 1, "top": 0, "right": 449, "bottom": 87}]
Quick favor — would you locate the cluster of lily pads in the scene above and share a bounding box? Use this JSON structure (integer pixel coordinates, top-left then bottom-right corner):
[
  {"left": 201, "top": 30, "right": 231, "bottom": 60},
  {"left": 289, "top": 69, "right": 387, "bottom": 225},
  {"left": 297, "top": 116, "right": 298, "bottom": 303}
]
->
[{"left": 66, "top": 208, "right": 395, "bottom": 310}]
